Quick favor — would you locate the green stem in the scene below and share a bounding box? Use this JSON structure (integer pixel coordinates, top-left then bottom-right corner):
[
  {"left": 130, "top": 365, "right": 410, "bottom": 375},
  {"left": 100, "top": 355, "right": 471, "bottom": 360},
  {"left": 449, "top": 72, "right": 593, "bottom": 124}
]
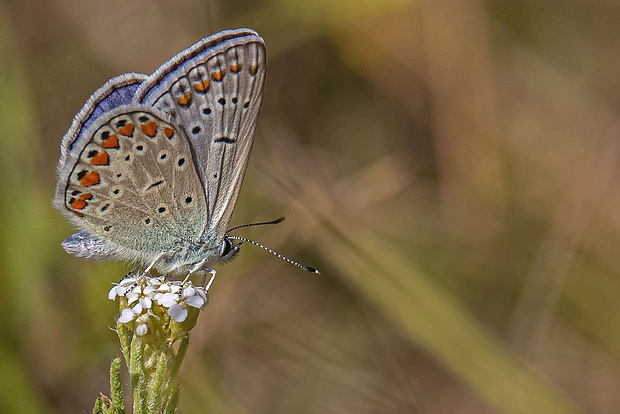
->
[
  {"left": 92, "top": 397, "right": 104, "bottom": 414},
  {"left": 146, "top": 352, "right": 168, "bottom": 414},
  {"left": 117, "top": 322, "right": 132, "bottom": 365},
  {"left": 163, "top": 385, "right": 180, "bottom": 414},
  {"left": 109, "top": 357, "right": 125, "bottom": 414},
  {"left": 130, "top": 335, "right": 146, "bottom": 414},
  {"left": 169, "top": 335, "right": 189, "bottom": 381}
]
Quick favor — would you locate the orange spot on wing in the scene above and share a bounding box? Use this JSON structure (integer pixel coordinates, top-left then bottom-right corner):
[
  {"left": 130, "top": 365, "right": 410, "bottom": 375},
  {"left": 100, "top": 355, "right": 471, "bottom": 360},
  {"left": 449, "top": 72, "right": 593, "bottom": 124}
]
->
[
  {"left": 73, "top": 211, "right": 84, "bottom": 217},
  {"left": 212, "top": 70, "right": 224, "bottom": 81},
  {"left": 118, "top": 123, "right": 134, "bottom": 137},
  {"left": 163, "top": 127, "right": 174, "bottom": 138},
  {"left": 230, "top": 64, "right": 241, "bottom": 73},
  {"left": 141, "top": 121, "right": 158, "bottom": 137},
  {"left": 249, "top": 65, "right": 258, "bottom": 75},
  {"left": 71, "top": 199, "right": 87, "bottom": 210},
  {"left": 90, "top": 151, "right": 109, "bottom": 165},
  {"left": 178, "top": 92, "right": 192, "bottom": 106},
  {"left": 80, "top": 171, "right": 100, "bottom": 187},
  {"left": 101, "top": 134, "right": 119, "bottom": 149},
  {"left": 194, "top": 80, "right": 210, "bottom": 92},
  {"left": 79, "top": 193, "right": 92, "bottom": 200}
]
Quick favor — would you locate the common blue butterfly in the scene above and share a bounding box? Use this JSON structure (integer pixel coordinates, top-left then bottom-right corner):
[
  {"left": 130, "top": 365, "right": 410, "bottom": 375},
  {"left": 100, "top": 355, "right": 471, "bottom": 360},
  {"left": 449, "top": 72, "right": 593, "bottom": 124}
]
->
[{"left": 54, "top": 29, "right": 309, "bottom": 277}]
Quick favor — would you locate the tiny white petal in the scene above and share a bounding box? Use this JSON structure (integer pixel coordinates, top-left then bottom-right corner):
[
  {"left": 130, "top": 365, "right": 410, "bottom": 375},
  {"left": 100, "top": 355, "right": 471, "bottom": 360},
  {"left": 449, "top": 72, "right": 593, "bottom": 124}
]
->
[
  {"left": 135, "top": 324, "right": 148, "bottom": 336},
  {"left": 186, "top": 295, "right": 205, "bottom": 308},
  {"left": 196, "top": 289, "right": 207, "bottom": 302},
  {"left": 139, "top": 297, "right": 152, "bottom": 309},
  {"left": 132, "top": 285, "right": 142, "bottom": 294},
  {"left": 126, "top": 292, "right": 139, "bottom": 305},
  {"left": 183, "top": 286, "right": 195, "bottom": 297},
  {"left": 168, "top": 304, "right": 188, "bottom": 322},
  {"left": 118, "top": 308, "right": 135, "bottom": 323},
  {"left": 119, "top": 277, "right": 137, "bottom": 287},
  {"left": 131, "top": 303, "right": 143, "bottom": 314},
  {"left": 115, "top": 285, "right": 129, "bottom": 297},
  {"left": 170, "top": 285, "right": 181, "bottom": 294},
  {"left": 143, "top": 286, "right": 156, "bottom": 296},
  {"left": 158, "top": 293, "right": 179, "bottom": 308},
  {"left": 149, "top": 279, "right": 162, "bottom": 288},
  {"left": 158, "top": 284, "right": 170, "bottom": 292},
  {"left": 108, "top": 286, "right": 118, "bottom": 300}
]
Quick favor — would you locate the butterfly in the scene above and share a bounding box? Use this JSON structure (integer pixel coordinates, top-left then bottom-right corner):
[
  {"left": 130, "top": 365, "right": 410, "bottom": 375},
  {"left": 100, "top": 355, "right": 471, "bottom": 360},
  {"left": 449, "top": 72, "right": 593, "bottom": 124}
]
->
[{"left": 54, "top": 28, "right": 272, "bottom": 276}]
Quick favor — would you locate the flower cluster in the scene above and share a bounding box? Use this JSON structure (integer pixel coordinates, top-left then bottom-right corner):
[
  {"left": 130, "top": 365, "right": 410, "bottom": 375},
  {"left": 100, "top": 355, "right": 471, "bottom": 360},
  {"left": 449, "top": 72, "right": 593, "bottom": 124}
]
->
[{"left": 108, "top": 274, "right": 208, "bottom": 337}]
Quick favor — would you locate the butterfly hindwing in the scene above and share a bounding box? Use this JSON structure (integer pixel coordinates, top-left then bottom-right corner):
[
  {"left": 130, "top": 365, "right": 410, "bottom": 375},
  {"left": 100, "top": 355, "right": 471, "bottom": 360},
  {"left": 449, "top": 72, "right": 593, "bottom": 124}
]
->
[
  {"left": 55, "top": 105, "right": 208, "bottom": 265},
  {"left": 134, "top": 29, "right": 267, "bottom": 244}
]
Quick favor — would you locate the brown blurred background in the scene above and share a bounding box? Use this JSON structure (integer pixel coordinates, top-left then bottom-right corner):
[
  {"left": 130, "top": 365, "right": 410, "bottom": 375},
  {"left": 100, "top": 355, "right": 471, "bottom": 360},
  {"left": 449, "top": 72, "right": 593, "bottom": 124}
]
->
[{"left": 1, "top": 0, "right": 620, "bottom": 412}]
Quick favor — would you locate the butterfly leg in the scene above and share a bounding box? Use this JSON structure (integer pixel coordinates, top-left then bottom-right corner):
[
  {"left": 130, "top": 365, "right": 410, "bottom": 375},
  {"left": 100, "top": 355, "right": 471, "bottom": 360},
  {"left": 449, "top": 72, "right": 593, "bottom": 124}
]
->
[
  {"left": 144, "top": 251, "right": 166, "bottom": 275},
  {"left": 182, "top": 260, "right": 216, "bottom": 291},
  {"left": 182, "top": 258, "right": 210, "bottom": 284},
  {"left": 203, "top": 269, "right": 217, "bottom": 291}
]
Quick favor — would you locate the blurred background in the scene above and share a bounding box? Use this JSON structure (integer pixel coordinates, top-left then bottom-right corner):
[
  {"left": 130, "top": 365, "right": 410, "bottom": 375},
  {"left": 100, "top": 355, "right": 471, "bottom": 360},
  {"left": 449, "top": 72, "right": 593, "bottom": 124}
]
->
[{"left": 1, "top": 0, "right": 619, "bottom": 412}]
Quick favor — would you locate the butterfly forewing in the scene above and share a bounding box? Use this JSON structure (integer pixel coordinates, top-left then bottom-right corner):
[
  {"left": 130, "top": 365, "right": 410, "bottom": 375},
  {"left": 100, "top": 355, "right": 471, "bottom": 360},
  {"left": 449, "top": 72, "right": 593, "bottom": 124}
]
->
[
  {"left": 135, "top": 29, "right": 266, "bottom": 244},
  {"left": 58, "top": 73, "right": 147, "bottom": 170},
  {"left": 56, "top": 106, "right": 208, "bottom": 262}
]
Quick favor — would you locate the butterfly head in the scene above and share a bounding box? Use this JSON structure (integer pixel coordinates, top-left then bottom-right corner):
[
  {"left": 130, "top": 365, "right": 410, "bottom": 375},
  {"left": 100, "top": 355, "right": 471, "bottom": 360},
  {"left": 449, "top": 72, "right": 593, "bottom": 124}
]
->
[
  {"left": 183, "top": 236, "right": 242, "bottom": 274},
  {"left": 218, "top": 236, "right": 242, "bottom": 264}
]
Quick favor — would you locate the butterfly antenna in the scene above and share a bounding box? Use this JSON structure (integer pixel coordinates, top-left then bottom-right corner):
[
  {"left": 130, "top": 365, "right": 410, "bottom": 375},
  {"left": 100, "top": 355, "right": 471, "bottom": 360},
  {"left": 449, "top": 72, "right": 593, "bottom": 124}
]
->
[
  {"left": 228, "top": 217, "right": 285, "bottom": 233},
  {"left": 227, "top": 234, "right": 320, "bottom": 274}
]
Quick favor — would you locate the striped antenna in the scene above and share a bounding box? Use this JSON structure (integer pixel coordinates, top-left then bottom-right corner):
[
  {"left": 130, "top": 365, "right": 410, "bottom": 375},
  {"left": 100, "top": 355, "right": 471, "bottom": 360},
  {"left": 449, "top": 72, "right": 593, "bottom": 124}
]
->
[{"left": 227, "top": 234, "right": 320, "bottom": 274}]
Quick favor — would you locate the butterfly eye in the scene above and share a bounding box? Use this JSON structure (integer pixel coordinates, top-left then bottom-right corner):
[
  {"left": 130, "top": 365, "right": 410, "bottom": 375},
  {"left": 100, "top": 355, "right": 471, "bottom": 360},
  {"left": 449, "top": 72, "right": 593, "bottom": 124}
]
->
[
  {"left": 222, "top": 239, "right": 232, "bottom": 256},
  {"left": 219, "top": 238, "right": 241, "bottom": 263}
]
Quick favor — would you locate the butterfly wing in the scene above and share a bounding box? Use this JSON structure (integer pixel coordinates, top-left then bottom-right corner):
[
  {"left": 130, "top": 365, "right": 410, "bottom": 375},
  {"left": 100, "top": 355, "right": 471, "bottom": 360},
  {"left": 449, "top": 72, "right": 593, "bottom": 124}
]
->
[
  {"left": 58, "top": 73, "right": 147, "bottom": 170},
  {"left": 54, "top": 105, "right": 208, "bottom": 267},
  {"left": 134, "top": 28, "right": 267, "bottom": 245}
]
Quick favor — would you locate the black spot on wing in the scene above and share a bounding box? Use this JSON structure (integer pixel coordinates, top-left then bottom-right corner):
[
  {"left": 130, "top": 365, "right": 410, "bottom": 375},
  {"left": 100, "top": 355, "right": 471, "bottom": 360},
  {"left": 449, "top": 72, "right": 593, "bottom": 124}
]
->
[
  {"left": 214, "top": 136, "right": 236, "bottom": 144},
  {"left": 147, "top": 180, "right": 164, "bottom": 190}
]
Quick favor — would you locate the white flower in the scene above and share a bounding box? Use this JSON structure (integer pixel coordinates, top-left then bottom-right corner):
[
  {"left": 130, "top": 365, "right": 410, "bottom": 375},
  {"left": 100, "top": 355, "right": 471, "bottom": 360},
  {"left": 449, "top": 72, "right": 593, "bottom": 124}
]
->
[
  {"left": 139, "top": 296, "right": 152, "bottom": 309},
  {"left": 183, "top": 286, "right": 195, "bottom": 297},
  {"left": 119, "top": 277, "right": 138, "bottom": 287},
  {"left": 131, "top": 303, "right": 143, "bottom": 314},
  {"left": 156, "top": 292, "right": 179, "bottom": 308},
  {"left": 143, "top": 285, "right": 156, "bottom": 296},
  {"left": 135, "top": 323, "right": 148, "bottom": 336},
  {"left": 108, "top": 286, "right": 119, "bottom": 300},
  {"left": 110, "top": 274, "right": 209, "bottom": 332},
  {"left": 186, "top": 295, "right": 205, "bottom": 308},
  {"left": 168, "top": 304, "right": 188, "bottom": 323},
  {"left": 118, "top": 308, "right": 135, "bottom": 324}
]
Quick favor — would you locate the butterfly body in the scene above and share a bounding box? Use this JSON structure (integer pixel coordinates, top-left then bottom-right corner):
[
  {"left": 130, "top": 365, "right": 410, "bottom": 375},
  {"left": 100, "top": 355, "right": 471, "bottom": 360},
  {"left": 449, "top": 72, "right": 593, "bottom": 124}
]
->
[{"left": 54, "top": 29, "right": 266, "bottom": 275}]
